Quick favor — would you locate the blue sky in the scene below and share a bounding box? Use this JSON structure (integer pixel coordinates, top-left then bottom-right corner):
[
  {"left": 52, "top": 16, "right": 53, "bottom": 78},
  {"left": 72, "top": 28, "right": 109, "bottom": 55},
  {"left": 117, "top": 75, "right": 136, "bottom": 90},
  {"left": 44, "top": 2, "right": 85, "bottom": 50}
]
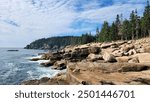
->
[{"left": 0, "top": 0, "right": 147, "bottom": 47}]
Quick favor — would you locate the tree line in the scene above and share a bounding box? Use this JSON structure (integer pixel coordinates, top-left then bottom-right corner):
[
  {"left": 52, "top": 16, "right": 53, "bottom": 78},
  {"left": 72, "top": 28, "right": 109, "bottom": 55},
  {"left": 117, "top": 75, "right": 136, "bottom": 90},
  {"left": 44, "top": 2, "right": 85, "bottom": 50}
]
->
[{"left": 96, "top": 1, "right": 150, "bottom": 42}]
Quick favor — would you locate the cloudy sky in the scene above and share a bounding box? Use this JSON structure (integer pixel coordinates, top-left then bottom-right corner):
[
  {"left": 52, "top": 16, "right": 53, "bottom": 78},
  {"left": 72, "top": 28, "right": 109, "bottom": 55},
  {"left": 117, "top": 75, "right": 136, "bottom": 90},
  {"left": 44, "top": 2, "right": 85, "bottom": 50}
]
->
[{"left": 0, "top": 0, "right": 147, "bottom": 47}]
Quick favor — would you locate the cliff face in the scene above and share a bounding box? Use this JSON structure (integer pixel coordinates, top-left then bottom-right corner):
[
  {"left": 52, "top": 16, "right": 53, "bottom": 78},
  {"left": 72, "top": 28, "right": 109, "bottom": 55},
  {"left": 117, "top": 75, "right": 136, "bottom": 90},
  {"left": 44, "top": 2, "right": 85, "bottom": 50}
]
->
[{"left": 23, "top": 37, "right": 150, "bottom": 85}]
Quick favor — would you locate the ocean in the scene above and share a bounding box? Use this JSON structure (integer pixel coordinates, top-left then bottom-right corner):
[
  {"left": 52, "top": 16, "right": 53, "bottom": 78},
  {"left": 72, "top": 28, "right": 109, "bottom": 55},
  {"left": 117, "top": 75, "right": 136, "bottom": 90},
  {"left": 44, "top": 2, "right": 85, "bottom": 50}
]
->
[{"left": 0, "top": 48, "right": 60, "bottom": 85}]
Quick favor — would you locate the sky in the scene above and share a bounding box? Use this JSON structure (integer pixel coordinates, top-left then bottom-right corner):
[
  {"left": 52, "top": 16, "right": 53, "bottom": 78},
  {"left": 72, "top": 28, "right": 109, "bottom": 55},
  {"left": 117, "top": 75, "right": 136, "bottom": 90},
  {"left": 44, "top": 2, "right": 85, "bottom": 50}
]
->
[{"left": 0, "top": 0, "right": 147, "bottom": 47}]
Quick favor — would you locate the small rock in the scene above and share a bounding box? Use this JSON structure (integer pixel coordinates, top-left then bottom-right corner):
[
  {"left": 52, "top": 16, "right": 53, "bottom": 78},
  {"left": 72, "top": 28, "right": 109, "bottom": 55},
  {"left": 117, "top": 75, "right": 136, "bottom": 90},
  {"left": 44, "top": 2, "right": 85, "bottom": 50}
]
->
[
  {"left": 100, "top": 80, "right": 115, "bottom": 85},
  {"left": 30, "top": 58, "right": 41, "bottom": 61}
]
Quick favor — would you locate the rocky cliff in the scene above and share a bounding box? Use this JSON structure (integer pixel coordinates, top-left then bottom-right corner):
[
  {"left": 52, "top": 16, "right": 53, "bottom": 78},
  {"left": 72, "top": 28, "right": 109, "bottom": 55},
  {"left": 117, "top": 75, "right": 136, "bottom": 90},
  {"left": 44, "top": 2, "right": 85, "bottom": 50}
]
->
[{"left": 22, "top": 37, "right": 150, "bottom": 85}]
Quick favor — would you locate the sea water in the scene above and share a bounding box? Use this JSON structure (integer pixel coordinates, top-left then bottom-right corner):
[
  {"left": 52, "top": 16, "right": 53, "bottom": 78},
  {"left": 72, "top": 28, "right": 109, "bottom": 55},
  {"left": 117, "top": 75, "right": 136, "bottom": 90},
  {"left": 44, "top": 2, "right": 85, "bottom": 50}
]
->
[{"left": 0, "top": 48, "right": 60, "bottom": 85}]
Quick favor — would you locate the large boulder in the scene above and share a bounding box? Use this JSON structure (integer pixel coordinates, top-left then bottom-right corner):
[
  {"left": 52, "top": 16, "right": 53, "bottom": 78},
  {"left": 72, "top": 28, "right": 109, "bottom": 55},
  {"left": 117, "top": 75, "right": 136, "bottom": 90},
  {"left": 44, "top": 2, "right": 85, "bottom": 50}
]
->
[
  {"left": 54, "top": 60, "right": 67, "bottom": 67},
  {"left": 49, "top": 53, "right": 62, "bottom": 61},
  {"left": 80, "top": 48, "right": 89, "bottom": 57},
  {"left": 41, "top": 52, "right": 52, "bottom": 60},
  {"left": 63, "top": 53, "right": 71, "bottom": 59},
  {"left": 53, "top": 60, "right": 67, "bottom": 70},
  {"left": 88, "top": 46, "right": 101, "bottom": 54},
  {"left": 101, "top": 42, "right": 115, "bottom": 49},
  {"left": 70, "top": 48, "right": 89, "bottom": 60},
  {"left": 136, "top": 53, "right": 150, "bottom": 63},
  {"left": 102, "top": 52, "right": 117, "bottom": 62},
  {"left": 87, "top": 54, "right": 103, "bottom": 61},
  {"left": 116, "top": 56, "right": 130, "bottom": 63},
  {"left": 121, "top": 44, "right": 135, "bottom": 52},
  {"left": 112, "top": 50, "right": 123, "bottom": 57}
]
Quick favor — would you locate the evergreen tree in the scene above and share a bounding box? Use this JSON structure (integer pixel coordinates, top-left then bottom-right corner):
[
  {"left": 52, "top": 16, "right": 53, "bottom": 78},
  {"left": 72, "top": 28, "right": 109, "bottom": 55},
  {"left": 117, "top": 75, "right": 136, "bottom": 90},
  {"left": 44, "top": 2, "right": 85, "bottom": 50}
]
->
[
  {"left": 96, "top": 27, "right": 100, "bottom": 41},
  {"left": 118, "top": 14, "right": 124, "bottom": 40},
  {"left": 98, "top": 21, "right": 110, "bottom": 42},
  {"left": 109, "top": 22, "right": 118, "bottom": 41},
  {"left": 130, "top": 10, "right": 136, "bottom": 40},
  {"left": 115, "top": 14, "right": 121, "bottom": 36},
  {"left": 135, "top": 9, "right": 141, "bottom": 39},
  {"left": 122, "top": 19, "right": 131, "bottom": 40},
  {"left": 142, "top": 0, "right": 150, "bottom": 36}
]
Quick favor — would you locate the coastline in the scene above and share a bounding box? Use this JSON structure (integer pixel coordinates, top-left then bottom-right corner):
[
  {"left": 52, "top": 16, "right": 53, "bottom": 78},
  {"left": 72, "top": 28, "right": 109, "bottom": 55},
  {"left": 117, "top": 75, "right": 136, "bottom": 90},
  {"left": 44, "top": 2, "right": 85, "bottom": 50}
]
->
[{"left": 23, "top": 37, "right": 150, "bottom": 85}]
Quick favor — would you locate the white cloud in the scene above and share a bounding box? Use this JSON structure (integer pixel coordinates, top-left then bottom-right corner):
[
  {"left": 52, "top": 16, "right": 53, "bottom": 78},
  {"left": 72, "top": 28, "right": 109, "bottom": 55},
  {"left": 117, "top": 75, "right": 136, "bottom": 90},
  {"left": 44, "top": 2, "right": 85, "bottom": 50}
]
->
[
  {"left": 0, "top": 0, "right": 147, "bottom": 47},
  {"left": 79, "top": 3, "right": 144, "bottom": 23}
]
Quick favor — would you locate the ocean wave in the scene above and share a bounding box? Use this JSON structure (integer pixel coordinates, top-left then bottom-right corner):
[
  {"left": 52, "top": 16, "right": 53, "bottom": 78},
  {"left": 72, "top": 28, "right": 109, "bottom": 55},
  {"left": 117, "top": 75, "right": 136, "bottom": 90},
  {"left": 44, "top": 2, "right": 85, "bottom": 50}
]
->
[{"left": 25, "top": 55, "right": 42, "bottom": 60}]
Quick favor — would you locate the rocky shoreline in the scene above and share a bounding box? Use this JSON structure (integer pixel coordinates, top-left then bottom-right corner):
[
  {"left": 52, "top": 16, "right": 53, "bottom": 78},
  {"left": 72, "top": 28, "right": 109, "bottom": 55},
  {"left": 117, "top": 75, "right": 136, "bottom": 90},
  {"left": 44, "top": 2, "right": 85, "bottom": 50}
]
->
[{"left": 22, "top": 37, "right": 150, "bottom": 85}]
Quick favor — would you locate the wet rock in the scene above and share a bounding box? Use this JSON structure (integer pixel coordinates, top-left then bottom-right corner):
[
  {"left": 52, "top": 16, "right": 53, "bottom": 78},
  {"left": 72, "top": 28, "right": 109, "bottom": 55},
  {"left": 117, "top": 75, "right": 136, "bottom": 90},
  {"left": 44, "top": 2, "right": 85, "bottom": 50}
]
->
[
  {"left": 40, "top": 77, "right": 50, "bottom": 83},
  {"left": 54, "top": 60, "right": 67, "bottom": 67},
  {"left": 22, "top": 80, "right": 40, "bottom": 85},
  {"left": 30, "top": 58, "right": 41, "bottom": 61},
  {"left": 40, "top": 60, "right": 56, "bottom": 67}
]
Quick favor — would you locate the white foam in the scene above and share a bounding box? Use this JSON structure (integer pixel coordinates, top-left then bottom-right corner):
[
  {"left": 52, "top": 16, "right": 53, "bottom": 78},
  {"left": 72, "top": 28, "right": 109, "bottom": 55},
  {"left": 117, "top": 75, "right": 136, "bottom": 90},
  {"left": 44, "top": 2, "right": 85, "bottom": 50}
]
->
[
  {"left": 27, "top": 70, "right": 34, "bottom": 79},
  {"left": 25, "top": 55, "right": 42, "bottom": 60},
  {"left": 37, "top": 67, "right": 60, "bottom": 79},
  {"left": 37, "top": 60, "right": 50, "bottom": 64}
]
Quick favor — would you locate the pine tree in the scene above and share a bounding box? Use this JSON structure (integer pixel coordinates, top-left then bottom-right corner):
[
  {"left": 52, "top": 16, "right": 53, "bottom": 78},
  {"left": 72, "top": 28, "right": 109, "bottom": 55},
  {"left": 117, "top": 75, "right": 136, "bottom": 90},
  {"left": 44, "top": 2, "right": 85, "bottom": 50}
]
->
[
  {"left": 130, "top": 10, "right": 136, "bottom": 40},
  {"left": 142, "top": 0, "right": 150, "bottom": 36},
  {"left": 135, "top": 9, "right": 141, "bottom": 39},
  {"left": 98, "top": 21, "right": 110, "bottom": 42},
  {"left": 109, "top": 22, "right": 118, "bottom": 41},
  {"left": 122, "top": 19, "right": 131, "bottom": 40},
  {"left": 118, "top": 14, "right": 124, "bottom": 40},
  {"left": 96, "top": 27, "right": 100, "bottom": 41},
  {"left": 115, "top": 14, "right": 121, "bottom": 35}
]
